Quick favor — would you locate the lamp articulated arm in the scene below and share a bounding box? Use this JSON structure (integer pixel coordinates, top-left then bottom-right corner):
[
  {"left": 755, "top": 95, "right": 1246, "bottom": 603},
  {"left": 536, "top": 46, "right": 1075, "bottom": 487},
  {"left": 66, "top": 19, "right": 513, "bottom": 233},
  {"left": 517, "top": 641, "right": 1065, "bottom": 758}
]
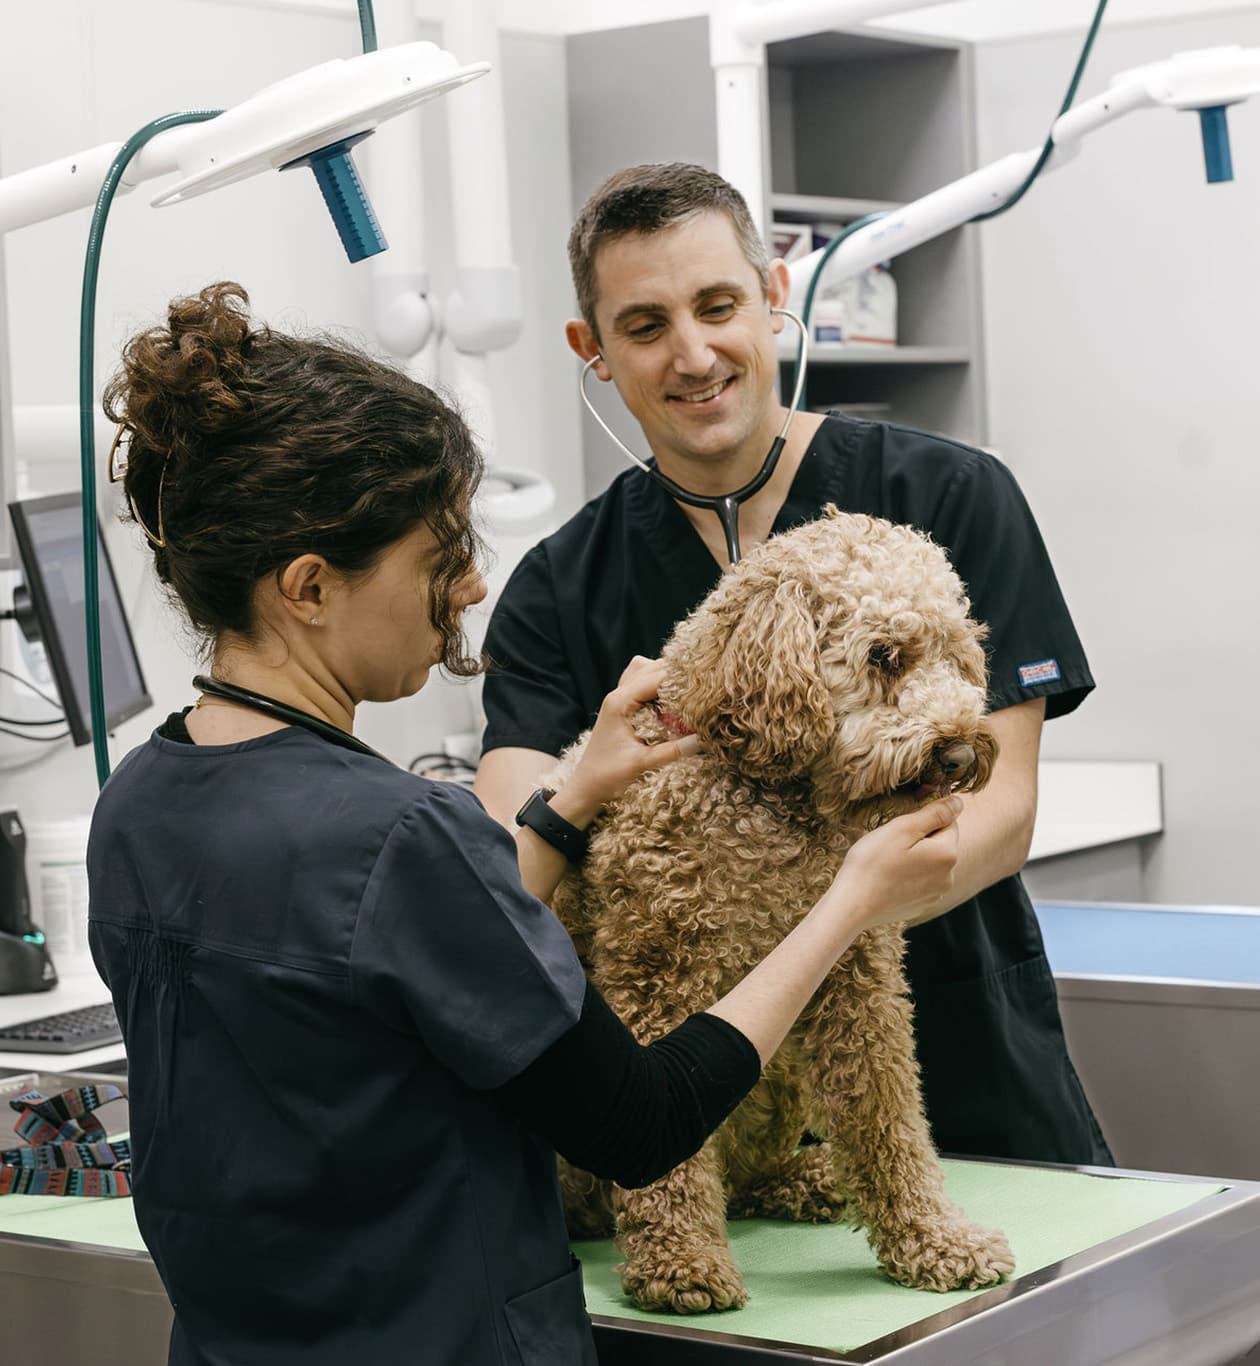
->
[
  {"left": 782, "top": 43, "right": 1260, "bottom": 307},
  {"left": 707, "top": 0, "right": 1260, "bottom": 271}
]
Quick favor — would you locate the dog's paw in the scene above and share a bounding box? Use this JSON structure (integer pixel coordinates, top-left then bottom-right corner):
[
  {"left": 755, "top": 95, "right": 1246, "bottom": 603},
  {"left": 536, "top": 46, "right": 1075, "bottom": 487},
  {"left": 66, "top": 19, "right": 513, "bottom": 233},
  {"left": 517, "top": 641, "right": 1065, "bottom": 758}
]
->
[
  {"left": 880, "top": 1221, "right": 1015, "bottom": 1293},
  {"left": 620, "top": 1247, "right": 749, "bottom": 1314}
]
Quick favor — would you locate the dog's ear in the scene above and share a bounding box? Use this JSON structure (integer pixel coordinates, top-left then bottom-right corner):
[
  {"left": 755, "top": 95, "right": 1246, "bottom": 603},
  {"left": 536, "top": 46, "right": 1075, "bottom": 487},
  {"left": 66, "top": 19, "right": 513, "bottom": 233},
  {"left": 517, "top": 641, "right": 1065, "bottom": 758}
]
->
[{"left": 666, "top": 577, "right": 835, "bottom": 778}]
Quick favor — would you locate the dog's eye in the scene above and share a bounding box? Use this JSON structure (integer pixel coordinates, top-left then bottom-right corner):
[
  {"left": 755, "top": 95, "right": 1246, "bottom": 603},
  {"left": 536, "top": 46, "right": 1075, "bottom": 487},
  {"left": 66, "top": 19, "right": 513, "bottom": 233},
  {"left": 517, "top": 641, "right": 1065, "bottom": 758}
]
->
[{"left": 868, "top": 644, "right": 903, "bottom": 677}]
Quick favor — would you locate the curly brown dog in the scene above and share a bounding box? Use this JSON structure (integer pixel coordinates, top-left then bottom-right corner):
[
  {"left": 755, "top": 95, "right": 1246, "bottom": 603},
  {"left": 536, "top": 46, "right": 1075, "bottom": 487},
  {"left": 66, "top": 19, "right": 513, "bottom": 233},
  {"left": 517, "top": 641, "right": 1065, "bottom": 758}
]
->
[{"left": 548, "top": 507, "right": 1016, "bottom": 1314}]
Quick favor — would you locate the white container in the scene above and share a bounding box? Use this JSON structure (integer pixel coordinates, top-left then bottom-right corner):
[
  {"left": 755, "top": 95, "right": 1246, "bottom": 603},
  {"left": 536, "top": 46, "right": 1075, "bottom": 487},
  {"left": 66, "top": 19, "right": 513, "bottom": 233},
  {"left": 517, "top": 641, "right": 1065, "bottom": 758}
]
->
[{"left": 25, "top": 815, "right": 93, "bottom": 976}]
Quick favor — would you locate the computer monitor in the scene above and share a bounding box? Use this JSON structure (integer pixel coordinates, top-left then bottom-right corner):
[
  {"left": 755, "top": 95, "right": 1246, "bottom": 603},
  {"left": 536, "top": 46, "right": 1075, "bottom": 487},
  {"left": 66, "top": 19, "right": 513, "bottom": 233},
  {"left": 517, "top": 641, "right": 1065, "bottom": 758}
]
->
[
  {"left": 0, "top": 229, "right": 16, "bottom": 568},
  {"left": 6, "top": 492, "right": 151, "bottom": 746}
]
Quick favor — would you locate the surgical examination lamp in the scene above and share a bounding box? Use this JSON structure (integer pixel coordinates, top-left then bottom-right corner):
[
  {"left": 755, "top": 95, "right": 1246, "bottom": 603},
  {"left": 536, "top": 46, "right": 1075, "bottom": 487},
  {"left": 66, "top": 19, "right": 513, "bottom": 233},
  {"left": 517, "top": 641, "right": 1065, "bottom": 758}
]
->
[
  {"left": 0, "top": 43, "right": 487, "bottom": 254},
  {"left": 779, "top": 42, "right": 1260, "bottom": 316},
  {"left": 0, "top": 39, "right": 490, "bottom": 787},
  {"left": 706, "top": 1, "right": 1258, "bottom": 299},
  {"left": 710, "top": 2, "right": 1254, "bottom": 243}
]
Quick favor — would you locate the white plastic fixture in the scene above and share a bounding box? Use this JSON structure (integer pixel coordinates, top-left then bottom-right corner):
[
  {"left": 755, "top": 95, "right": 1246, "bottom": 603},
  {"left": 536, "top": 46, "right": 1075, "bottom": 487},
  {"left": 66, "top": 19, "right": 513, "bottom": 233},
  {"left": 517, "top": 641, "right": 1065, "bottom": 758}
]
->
[
  {"left": 0, "top": 42, "right": 488, "bottom": 235},
  {"left": 151, "top": 44, "right": 488, "bottom": 207}
]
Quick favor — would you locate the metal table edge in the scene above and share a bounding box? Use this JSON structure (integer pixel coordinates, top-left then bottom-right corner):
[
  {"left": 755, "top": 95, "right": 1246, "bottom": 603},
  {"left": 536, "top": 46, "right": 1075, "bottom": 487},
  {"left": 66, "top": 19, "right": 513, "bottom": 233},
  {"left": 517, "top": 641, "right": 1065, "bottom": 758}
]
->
[{"left": 587, "top": 1163, "right": 1260, "bottom": 1364}]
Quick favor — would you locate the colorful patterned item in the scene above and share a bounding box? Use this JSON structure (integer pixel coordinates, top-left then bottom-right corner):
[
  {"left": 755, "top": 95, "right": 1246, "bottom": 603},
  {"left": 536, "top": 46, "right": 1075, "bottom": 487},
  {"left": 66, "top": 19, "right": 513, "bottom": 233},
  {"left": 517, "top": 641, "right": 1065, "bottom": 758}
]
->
[{"left": 0, "top": 1085, "right": 132, "bottom": 1197}]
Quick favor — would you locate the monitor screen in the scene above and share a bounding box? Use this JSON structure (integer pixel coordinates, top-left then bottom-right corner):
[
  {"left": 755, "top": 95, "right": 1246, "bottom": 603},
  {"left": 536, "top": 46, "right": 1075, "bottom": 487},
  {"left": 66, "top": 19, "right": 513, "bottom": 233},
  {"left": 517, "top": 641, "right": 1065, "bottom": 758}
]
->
[
  {"left": 0, "top": 230, "right": 15, "bottom": 567},
  {"left": 6, "top": 493, "right": 151, "bottom": 746}
]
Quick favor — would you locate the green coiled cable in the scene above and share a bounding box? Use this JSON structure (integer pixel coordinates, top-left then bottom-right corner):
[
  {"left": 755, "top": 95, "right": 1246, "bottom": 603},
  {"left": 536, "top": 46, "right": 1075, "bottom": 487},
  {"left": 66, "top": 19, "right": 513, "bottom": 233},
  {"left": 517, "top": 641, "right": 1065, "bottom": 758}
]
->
[{"left": 80, "top": 110, "right": 222, "bottom": 788}]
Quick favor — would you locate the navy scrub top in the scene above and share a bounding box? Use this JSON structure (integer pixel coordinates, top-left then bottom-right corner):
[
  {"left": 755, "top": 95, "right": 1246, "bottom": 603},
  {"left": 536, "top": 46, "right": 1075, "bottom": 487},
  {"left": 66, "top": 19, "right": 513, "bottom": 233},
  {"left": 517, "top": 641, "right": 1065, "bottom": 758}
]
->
[
  {"left": 88, "top": 725, "right": 597, "bottom": 1366},
  {"left": 482, "top": 414, "right": 1112, "bottom": 1167}
]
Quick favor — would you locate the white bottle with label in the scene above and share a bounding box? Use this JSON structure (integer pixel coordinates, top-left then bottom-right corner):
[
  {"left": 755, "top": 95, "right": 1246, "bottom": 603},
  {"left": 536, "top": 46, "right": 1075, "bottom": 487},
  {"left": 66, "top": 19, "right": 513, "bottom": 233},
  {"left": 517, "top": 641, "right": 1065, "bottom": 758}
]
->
[{"left": 25, "top": 815, "right": 93, "bottom": 977}]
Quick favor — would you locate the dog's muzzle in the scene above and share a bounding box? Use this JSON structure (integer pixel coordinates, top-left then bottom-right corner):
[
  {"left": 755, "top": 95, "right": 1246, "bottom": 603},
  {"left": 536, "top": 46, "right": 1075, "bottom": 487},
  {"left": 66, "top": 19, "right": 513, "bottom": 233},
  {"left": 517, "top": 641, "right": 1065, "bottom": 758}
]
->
[
  {"left": 898, "top": 738, "right": 981, "bottom": 800},
  {"left": 935, "top": 740, "right": 976, "bottom": 780}
]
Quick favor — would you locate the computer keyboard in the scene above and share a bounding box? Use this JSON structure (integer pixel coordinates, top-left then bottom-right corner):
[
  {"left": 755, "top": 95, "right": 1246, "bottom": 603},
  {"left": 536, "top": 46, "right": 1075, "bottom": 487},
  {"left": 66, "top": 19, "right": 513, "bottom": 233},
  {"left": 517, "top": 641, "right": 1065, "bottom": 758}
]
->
[{"left": 0, "top": 1001, "right": 123, "bottom": 1053}]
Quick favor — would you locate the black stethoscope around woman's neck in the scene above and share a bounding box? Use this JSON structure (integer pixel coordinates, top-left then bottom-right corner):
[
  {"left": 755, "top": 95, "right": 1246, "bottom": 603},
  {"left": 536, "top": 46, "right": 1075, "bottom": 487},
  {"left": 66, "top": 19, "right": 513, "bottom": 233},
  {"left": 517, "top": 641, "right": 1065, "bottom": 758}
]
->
[
  {"left": 578, "top": 307, "right": 810, "bottom": 564},
  {"left": 192, "top": 675, "right": 391, "bottom": 763}
]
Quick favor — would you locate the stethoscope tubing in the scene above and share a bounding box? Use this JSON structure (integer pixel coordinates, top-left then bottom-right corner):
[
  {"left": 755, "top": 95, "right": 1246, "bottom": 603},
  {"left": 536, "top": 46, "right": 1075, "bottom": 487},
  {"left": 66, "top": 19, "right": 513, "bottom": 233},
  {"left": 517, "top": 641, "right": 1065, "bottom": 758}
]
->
[
  {"left": 191, "top": 674, "right": 392, "bottom": 763},
  {"left": 578, "top": 307, "right": 810, "bottom": 563}
]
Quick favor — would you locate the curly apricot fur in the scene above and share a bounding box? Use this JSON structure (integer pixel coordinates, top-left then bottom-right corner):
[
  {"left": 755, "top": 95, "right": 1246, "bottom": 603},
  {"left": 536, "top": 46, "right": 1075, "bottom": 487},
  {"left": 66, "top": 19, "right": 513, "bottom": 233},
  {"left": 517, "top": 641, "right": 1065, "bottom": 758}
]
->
[{"left": 551, "top": 510, "right": 1014, "bottom": 1314}]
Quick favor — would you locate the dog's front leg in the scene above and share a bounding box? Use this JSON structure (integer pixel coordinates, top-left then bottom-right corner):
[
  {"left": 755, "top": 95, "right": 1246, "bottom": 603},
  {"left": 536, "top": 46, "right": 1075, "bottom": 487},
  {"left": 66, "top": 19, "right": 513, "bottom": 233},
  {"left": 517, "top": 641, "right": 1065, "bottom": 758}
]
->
[
  {"left": 804, "top": 928, "right": 1015, "bottom": 1292},
  {"left": 614, "top": 1138, "right": 748, "bottom": 1313},
  {"left": 594, "top": 953, "right": 748, "bottom": 1313}
]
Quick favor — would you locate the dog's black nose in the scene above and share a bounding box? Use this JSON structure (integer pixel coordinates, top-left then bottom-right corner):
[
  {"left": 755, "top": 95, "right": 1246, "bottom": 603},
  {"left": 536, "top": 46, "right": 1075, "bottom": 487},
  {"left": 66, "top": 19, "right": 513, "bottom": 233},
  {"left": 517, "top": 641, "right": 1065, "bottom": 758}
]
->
[{"left": 934, "top": 741, "right": 976, "bottom": 776}]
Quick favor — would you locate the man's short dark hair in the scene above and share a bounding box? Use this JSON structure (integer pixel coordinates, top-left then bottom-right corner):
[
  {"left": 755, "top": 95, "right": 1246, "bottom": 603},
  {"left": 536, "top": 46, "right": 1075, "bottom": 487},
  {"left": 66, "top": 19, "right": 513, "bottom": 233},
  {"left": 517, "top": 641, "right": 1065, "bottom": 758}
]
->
[{"left": 568, "top": 163, "right": 770, "bottom": 336}]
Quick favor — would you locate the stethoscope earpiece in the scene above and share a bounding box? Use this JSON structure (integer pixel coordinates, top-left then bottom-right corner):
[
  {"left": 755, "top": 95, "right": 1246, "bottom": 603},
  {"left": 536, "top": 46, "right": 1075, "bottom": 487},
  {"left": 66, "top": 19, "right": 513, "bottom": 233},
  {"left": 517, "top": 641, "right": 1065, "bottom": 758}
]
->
[{"left": 577, "top": 309, "right": 809, "bottom": 564}]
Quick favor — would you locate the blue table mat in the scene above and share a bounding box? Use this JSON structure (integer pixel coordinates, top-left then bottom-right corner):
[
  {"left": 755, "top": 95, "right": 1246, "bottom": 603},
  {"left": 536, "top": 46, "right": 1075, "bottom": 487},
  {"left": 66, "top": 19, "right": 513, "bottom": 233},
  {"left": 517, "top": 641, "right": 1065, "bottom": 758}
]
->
[{"left": 1035, "top": 901, "right": 1260, "bottom": 984}]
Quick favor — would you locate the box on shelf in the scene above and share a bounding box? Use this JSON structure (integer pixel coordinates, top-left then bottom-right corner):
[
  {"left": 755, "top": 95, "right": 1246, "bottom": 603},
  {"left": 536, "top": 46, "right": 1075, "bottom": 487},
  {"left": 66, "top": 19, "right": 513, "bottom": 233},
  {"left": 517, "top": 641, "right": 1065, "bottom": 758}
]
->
[
  {"left": 770, "top": 221, "right": 813, "bottom": 264},
  {"left": 796, "top": 220, "right": 895, "bottom": 347}
]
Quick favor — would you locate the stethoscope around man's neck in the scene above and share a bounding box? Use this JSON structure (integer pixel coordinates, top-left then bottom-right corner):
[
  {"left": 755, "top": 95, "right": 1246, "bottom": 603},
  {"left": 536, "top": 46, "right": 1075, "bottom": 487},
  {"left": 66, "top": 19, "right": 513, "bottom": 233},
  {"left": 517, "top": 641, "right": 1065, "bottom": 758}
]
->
[{"left": 578, "top": 307, "right": 810, "bottom": 564}]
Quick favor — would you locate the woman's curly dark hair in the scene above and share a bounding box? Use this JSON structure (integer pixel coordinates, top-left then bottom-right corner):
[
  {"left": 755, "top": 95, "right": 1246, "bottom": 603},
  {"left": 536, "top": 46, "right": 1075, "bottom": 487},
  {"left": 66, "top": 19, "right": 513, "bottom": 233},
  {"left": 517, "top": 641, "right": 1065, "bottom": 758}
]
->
[{"left": 102, "top": 281, "right": 484, "bottom": 675}]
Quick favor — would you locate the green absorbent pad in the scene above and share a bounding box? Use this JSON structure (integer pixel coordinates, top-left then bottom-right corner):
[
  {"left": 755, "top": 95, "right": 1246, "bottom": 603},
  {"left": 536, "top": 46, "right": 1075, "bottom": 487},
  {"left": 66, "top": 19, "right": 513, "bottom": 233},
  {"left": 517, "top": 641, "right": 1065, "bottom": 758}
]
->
[
  {"left": 0, "top": 1158, "right": 1224, "bottom": 1354},
  {"left": 0, "top": 1188, "right": 149, "bottom": 1247},
  {"left": 574, "top": 1160, "right": 1224, "bottom": 1353}
]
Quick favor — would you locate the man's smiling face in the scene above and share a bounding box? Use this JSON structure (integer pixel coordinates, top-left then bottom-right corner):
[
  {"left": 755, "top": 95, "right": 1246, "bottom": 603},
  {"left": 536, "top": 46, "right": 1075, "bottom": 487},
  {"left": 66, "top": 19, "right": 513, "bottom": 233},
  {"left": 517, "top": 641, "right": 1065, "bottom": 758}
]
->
[{"left": 581, "top": 211, "right": 789, "bottom": 476}]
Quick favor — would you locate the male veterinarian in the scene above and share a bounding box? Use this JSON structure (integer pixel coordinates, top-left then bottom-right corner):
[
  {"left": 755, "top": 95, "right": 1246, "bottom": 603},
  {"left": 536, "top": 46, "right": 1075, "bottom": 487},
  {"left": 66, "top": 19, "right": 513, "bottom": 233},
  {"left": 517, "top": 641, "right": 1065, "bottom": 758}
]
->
[{"left": 474, "top": 162, "right": 1112, "bottom": 1168}]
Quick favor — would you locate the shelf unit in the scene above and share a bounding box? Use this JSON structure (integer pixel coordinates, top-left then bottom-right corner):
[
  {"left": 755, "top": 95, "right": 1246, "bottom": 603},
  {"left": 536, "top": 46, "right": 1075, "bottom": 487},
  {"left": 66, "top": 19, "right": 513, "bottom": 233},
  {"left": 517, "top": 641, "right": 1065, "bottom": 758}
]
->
[
  {"left": 566, "top": 17, "right": 987, "bottom": 494},
  {"left": 784, "top": 343, "right": 971, "bottom": 366},
  {"left": 765, "top": 27, "right": 986, "bottom": 439},
  {"left": 770, "top": 191, "right": 900, "bottom": 222}
]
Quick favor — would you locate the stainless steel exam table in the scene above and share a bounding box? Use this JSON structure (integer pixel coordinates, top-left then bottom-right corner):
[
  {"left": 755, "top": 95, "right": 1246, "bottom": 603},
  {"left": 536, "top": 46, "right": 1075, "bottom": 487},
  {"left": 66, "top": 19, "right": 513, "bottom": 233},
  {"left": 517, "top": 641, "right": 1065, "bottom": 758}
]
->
[
  {"left": 1, "top": 1065, "right": 1258, "bottom": 1366},
  {"left": 1036, "top": 899, "right": 1260, "bottom": 1183}
]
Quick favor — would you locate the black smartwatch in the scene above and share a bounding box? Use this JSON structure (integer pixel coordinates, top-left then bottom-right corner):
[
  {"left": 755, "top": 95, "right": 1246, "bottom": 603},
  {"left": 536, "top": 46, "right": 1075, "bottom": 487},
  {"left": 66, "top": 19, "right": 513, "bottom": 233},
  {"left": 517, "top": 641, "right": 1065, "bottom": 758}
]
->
[{"left": 514, "top": 787, "right": 590, "bottom": 864}]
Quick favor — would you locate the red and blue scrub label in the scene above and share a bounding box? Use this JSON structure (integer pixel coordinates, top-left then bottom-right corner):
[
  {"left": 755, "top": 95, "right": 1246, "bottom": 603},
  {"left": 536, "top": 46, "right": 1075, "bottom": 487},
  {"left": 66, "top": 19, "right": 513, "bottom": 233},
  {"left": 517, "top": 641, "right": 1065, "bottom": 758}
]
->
[{"left": 1018, "top": 659, "right": 1061, "bottom": 687}]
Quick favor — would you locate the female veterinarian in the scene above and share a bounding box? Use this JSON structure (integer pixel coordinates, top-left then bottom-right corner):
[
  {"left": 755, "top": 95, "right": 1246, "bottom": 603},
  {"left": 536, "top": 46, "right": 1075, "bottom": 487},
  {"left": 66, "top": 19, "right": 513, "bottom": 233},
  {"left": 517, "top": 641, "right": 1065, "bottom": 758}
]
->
[{"left": 87, "top": 282, "right": 963, "bottom": 1366}]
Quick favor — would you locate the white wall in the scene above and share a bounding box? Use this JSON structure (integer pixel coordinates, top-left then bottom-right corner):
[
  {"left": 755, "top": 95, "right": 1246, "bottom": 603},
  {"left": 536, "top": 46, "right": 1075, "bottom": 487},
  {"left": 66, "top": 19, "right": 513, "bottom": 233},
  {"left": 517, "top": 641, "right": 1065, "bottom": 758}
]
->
[
  {"left": 973, "top": 8, "right": 1260, "bottom": 905},
  {"left": 0, "top": 0, "right": 579, "bottom": 820},
  {"left": 494, "top": 0, "right": 1255, "bottom": 41},
  {"left": 880, "top": 0, "right": 1260, "bottom": 42}
]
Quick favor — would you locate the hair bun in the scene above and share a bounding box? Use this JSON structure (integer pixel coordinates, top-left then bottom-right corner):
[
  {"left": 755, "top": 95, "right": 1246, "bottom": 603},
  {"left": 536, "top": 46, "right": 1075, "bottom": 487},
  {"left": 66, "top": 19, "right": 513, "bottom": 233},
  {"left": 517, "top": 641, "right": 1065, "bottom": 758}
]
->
[{"left": 104, "top": 280, "right": 257, "bottom": 446}]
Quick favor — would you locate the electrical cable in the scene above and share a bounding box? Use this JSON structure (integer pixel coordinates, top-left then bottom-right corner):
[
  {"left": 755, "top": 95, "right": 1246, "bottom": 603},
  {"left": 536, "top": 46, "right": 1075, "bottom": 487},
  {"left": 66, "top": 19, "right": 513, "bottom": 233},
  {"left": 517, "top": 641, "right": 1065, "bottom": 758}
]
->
[
  {"left": 80, "top": 1, "right": 383, "bottom": 789},
  {"left": 407, "top": 751, "right": 478, "bottom": 778},
  {"left": 357, "top": 0, "right": 378, "bottom": 54},
  {"left": 0, "top": 665, "right": 64, "bottom": 713},
  {"left": 791, "top": 0, "right": 1110, "bottom": 407},
  {"left": 80, "top": 112, "right": 223, "bottom": 791},
  {"left": 971, "top": 0, "right": 1110, "bottom": 222},
  {"left": 0, "top": 724, "right": 71, "bottom": 742},
  {"left": 0, "top": 715, "right": 66, "bottom": 727}
]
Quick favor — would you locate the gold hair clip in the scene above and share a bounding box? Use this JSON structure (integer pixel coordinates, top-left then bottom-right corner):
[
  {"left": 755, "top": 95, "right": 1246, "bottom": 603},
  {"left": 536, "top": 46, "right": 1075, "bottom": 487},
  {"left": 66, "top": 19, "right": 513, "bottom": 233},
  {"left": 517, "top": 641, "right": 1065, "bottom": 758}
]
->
[
  {"left": 107, "top": 423, "right": 130, "bottom": 483},
  {"left": 108, "top": 423, "right": 168, "bottom": 548}
]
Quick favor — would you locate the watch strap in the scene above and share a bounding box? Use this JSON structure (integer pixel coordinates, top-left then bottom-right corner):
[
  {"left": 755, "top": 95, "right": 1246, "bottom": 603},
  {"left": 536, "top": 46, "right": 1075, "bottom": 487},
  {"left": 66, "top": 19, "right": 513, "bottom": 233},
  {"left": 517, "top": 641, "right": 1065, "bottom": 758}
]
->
[{"left": 514, "top": 788, "right": 590, "bottom": 863}]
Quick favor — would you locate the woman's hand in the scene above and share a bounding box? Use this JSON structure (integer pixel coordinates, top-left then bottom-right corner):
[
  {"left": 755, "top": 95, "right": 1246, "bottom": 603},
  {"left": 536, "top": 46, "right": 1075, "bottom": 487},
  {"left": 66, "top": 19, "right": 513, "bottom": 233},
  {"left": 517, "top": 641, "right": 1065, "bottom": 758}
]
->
[
  {"left": 826, "top": 797, "right": 963, "bottom": 932},
  {"left": 559, "top": 657, "right": 702, "bottom": 822}
]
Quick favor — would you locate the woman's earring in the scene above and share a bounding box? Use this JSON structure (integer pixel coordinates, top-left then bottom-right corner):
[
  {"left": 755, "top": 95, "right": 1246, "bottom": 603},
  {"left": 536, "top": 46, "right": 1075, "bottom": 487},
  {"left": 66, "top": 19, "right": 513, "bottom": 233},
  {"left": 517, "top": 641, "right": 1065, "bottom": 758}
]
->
[{"left": 309, "top": 616, "right": 321, "bottom": 626}]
